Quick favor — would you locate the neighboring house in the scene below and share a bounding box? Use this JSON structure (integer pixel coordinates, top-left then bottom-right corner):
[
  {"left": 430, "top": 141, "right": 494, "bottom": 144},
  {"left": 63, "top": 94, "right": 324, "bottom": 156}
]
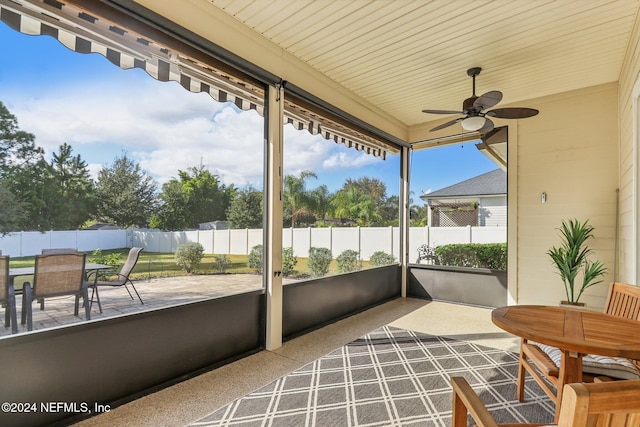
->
[
  {"left": 199, "top": 221, "right": 229, "bottom": 230},
  {"left": 83, "top": 223, "right": 122, "bottom": 230},
  {"left": 420, "top": 169, "right": 506, "bottom": 227}
]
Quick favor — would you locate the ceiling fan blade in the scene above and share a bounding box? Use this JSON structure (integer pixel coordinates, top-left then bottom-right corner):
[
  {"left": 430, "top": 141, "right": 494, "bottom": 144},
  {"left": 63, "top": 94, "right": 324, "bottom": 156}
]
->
[
  {"left": 430, "top": 117, "right": 463, "bottom": 131},
  {"left": 422, "top": 109, "right": 464, "bottom": 115},
  {"left": 474, "top": 90, "right": 502, "bottom": 110},
  {"left": 486, "top": 107, "right": 539, "bottom": 119},
  {"left": 477, "top": 118, "right": 495, "bottom": 134}
]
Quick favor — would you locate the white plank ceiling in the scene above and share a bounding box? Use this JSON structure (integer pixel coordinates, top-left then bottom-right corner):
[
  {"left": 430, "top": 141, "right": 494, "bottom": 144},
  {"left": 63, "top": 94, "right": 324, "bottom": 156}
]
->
[{"left": 207, "top": 0, "right": 640, "bottom": 129}]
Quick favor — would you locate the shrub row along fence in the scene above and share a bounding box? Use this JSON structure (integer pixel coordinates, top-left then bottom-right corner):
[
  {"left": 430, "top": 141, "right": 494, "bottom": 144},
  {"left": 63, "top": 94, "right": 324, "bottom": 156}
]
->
[{"left": 0, "top": 226, "right": 506, "bottom": 261}]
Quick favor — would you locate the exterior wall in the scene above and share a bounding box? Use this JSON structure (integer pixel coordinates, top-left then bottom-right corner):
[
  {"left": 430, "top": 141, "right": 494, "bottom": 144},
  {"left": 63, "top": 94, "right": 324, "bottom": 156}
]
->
[
  {"left": 617, "top": 9, "right": 640, "bottom": 285},
  {"left": 512, "top": 82, "right": 619, "bottom": 310},
  {"left": 479, "top": 196, "right": 507, "bottom": 227}
]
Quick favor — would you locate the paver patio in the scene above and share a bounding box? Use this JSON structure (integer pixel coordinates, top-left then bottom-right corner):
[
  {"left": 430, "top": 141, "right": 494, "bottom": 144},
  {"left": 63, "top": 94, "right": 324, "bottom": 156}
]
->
[{"left": 1, "top": 274, "right": 295, "bottom": 337}]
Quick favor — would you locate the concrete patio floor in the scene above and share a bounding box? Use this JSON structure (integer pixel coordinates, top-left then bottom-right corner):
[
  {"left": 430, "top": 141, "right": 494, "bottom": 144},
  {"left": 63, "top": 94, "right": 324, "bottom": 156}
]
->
[
  {"left": 72, "top": 298, "right": 519, "bottom": 426},
  {"left": 0, "top": 273, "right": 519, "bottom": 425},
  {"left": 1, "top": 273, "right": 291, "bottom": 337}
]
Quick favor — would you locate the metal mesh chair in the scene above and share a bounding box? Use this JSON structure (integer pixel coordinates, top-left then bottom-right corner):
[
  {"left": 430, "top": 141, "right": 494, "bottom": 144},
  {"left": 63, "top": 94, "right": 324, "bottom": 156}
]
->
[
  {"left": 91, "top": 247, "right": 144, "bottom": 310},
  {"left": 21, "top": 253, "right": 90, "bottom": 331},
  {"left": 41, "top": 248, "right": 77, "bottom": 254},
  {"left": 0, "top": 255, "right": 18, "bottom": 334},
  {"left": 38, "top": 249, "right": 78, "bottom": 309}
]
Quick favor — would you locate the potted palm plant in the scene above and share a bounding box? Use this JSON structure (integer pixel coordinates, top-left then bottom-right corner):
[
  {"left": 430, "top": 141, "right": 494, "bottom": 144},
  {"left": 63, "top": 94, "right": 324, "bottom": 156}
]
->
[{"left": 547, "top": 218, "right": 607, "bottom": 306}]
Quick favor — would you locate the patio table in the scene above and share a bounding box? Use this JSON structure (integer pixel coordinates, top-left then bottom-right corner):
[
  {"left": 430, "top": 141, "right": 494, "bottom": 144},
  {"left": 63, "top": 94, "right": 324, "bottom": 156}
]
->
[
  {"left": 7, "top": 262, "right": 113, "bottom": 332},
  {"left": 9, "top": 263, "right": 113, "bottom": 286},
  {"left": 492, "top": 305, "right": 640, "bottom": 422}
]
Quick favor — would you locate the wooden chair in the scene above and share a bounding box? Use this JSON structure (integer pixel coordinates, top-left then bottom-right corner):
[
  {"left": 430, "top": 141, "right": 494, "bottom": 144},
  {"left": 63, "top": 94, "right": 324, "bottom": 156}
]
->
[
  {"left": 517, "top": 282, "right": 640, "bottom": 405},
  {"left": 451, "top": 376, "right": 640, "bottom": 427},
  {"left": 21, "top": 253, "right": 90, "bottom": 331},
  {"left": 0, "top": 255, "right": 18, "bottom": 334}
]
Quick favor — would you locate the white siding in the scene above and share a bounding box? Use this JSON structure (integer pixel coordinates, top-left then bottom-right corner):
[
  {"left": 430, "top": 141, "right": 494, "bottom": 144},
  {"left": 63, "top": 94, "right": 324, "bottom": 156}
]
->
[{"left": 479, "top": 196, "right": 507, "bottom": 227}]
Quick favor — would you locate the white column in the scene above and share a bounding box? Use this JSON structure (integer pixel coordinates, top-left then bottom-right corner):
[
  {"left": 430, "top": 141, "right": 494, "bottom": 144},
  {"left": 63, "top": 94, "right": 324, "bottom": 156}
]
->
[
  {"left": 265, "top": 83, "right": 284, "bottom": 350},
  {"left": 400, "top": 146, "right": 410, "bottom": 297}
]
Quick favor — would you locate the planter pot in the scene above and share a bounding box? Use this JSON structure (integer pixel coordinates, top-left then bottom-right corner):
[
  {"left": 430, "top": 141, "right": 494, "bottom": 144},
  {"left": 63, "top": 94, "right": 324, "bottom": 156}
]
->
[{"left": 560, "top": 300, "right": 586, "bottom": 309}]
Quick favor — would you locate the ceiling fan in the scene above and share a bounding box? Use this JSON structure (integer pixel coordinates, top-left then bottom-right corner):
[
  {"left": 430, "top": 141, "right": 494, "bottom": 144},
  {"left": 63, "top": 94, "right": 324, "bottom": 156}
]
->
[{"left": 422, "top": 67, "right": 539, "bottom": 134}]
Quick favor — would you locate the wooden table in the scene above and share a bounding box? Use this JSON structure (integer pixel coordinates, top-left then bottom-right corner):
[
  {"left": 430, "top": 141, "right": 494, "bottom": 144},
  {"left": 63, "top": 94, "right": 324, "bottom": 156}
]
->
[{"left": 492, "top": 305, "right": 640, "bottom": 421}]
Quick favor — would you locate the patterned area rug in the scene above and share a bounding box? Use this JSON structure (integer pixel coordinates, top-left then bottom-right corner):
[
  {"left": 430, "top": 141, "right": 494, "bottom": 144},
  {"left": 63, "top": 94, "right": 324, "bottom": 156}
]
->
[{"left": 192, "top": 326, "right": 554, "bottom": 426}]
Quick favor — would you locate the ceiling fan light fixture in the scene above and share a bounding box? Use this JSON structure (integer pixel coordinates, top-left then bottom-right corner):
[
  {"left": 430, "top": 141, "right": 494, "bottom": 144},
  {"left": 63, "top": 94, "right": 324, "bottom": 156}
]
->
[
  {"left": 461, "top": 116, "right": 485, "bottom": 131},
  {"left": 424, "top": 67, "right": 539, "bottom": 133}
]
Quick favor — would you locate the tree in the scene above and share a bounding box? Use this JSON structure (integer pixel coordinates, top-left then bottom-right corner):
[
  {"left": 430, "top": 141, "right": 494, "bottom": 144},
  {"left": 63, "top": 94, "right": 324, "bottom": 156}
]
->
[
  {"left": 0, "top": 101, "right": 48, "bottom": 231},
  {"left": 0, "top": 101, "right": 43, "bottom": 174},
  {"left": 310, "top": 185, "right": 331, "bottom": 222},
  {"left": 4, "top": 162, "right": 49, "bottom": 231},
  {"left": 410, "top": 203, "right": 429, "bottom": 226},
  {"left": 227, "top": 187, "right": 263, "bottom": 229},
  {"left": 95, "top": 154, "right": 158, "bottom": 228},
  {"left": 0, "top": 182, "right": 25, "bottom": 235},
  {"left": 331, "top": 177, "right": 390, "bottom": 226},
  {"left": 152, "top": 165, "right": 235, "bottom": 230},
  {"left": 329, "top": 187, "right": 382, "bottom": 226},
  {"left": 379, "top": 194, "right": 399, "bottom": 225},
  {"left": 149, "top": 179, "right": 187, "bottom": 230},
  {"left": 38, "top": 143, "right": 95, "bottom": 229},
  {"left": 343, "top": 177, "right": 387, "bottom": 206},
  {"left": 283, "top": 170, "right": 317, "bottom": 227}
]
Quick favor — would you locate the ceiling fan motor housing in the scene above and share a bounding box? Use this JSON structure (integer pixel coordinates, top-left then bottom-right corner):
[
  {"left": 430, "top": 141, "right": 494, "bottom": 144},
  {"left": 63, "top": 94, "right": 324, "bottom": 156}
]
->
[{"left": 463, "top": 96, "right": 479, "bottom": 114}]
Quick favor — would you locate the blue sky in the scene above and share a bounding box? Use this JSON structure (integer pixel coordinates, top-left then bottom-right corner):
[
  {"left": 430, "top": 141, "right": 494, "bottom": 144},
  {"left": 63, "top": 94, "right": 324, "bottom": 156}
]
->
[{"left": 0, "top": 22, "right": 499, "bottom": 202}]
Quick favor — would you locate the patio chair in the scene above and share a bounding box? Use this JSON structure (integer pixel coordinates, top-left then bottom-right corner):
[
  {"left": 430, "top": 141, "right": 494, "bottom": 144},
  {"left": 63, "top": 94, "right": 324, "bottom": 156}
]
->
[
  {"left": 21, "top": 252, "right": 90, "bottom": 331},
  {"left": 90, "top": 247, "right": 144, "bottom": 310},
  {"left": 38, "top": 249, "right": 78, "bottom": 309},
  {"left": 451, "top": 376, "right": 640, "bottom": 426},
  {"left": 0, "top": 255, "right": 18, "bottom": 334},
  {"left": 42, "top": 248, "right": 78, "bottom": 254},
  {"left": 518, "top": 282, "right": 640, "bottom": 405}
]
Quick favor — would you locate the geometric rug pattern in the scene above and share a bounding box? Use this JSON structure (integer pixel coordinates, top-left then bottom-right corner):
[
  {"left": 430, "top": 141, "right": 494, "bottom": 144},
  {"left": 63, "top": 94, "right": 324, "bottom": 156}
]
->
[{"left": 192, "top": 326, "right": 555, "bottom": 426}]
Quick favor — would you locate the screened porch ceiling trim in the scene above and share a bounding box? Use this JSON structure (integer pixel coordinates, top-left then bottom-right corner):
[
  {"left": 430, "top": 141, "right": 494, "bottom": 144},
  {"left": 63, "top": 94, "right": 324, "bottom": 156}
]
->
[{"left": 0, "top": 0, "right": 392, "bottom": 159}]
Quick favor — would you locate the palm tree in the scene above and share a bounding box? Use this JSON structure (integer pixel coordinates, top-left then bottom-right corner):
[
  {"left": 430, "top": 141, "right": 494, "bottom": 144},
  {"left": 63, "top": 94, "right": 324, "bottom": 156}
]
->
[
  {"left": 283, "top": 170, "right": 317, "bottom": 227},
  {"left": 330, "top": 187, "right": 382, "bottom": 226},
  {"left": 311, "top": 185, "right": 331, "bottom": 222}
]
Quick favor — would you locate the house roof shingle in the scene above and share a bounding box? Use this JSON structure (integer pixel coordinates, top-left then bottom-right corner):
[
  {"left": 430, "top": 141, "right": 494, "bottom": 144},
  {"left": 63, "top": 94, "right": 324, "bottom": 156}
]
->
[{"left": 420, "top": 169, "right": 506, "bottom": 200}]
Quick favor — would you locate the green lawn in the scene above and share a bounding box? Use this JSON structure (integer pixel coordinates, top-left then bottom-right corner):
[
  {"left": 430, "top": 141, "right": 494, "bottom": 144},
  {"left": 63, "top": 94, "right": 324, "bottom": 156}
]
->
[{"left": 9, "top": 249, "right": 374, "bottom": 288}]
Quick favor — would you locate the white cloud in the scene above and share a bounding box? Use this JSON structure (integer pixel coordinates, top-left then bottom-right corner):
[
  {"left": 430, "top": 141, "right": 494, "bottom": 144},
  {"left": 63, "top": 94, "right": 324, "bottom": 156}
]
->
[
  {"left": 322, "top": 151, "right": 380, "bottom": 170},
  {"left": 5, "top": 70, "right": 385, "bottom": 189}
]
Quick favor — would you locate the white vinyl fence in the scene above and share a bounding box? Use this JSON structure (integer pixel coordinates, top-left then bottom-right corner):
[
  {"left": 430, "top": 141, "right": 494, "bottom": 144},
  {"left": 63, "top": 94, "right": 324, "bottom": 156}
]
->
[{"left": 0, "top": 226, "right": 506, "bottom": 261}]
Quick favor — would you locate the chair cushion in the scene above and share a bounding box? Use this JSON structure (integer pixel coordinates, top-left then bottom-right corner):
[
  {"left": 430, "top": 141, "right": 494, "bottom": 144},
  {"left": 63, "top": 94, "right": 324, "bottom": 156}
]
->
[{"left": 535, "top": 342, "right": 640, "bottom": 380}]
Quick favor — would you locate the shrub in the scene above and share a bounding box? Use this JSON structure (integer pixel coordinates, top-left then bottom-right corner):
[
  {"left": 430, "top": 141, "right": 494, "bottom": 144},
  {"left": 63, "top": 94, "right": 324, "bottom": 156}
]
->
[
  {"left": 282, "top": 247, "right": 297, "bottom": 276},
  {"left": 248, "top": 244, "right": 263, "bottom": 274},
  {"left": 308, "top": 247, "right": 332, "bottom": 277},
  {"left": 337, "top": 249, "right": 361, "bottom": 273},
  {"left": 175, "top": 242, "right": 205, "bottom": 274},
  {"left": 248, "top": 245, "right": 298, "bottom": 276},
  {"left": 90, "top": 249, "right": 122, "bottom": 269},
  {"left": 434, "top": 243, "right": 507, "bottom": 270},
  {"left": 369, "top": 251, "right": 396, "bottom": 266},
  {"left": 213, "top": 254, "right": 232, "bottom": 273}
]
